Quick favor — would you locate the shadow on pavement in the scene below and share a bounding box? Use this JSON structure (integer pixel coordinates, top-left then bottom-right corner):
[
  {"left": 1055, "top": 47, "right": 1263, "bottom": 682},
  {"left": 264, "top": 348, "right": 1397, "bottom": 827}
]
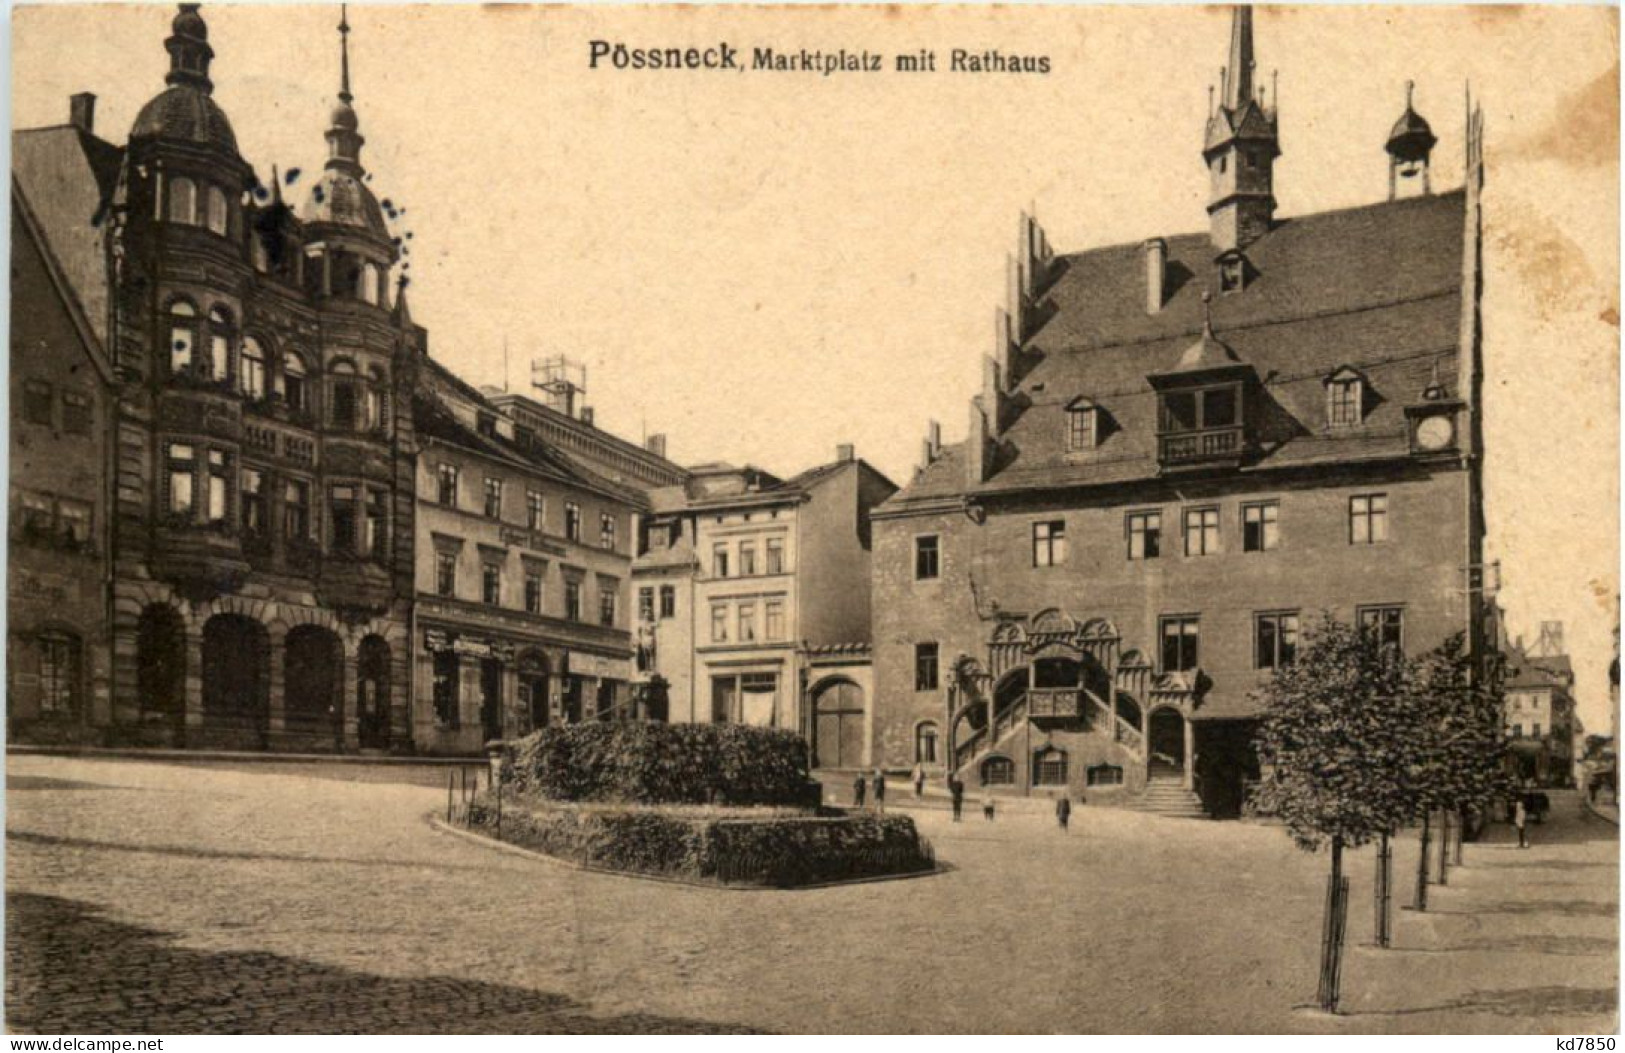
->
[
  {"left": 8, "top": 829, "right": 504, "bottom": 876},
  {"left": 5, "top": 893, "right": 762, "bottom": 1035},
  {"left": 1341, "top": 984, "right": 1617, "bottom": 1022}
]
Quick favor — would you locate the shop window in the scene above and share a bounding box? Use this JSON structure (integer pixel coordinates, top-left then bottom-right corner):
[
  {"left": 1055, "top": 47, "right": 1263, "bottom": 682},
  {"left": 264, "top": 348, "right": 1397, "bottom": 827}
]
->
[{"left": 432, "top": 649, "right": 460, "bottom": 728}]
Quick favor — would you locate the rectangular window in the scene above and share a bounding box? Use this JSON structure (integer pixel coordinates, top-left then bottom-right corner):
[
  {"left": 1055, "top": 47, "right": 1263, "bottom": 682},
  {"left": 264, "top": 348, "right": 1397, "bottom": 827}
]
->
[
  {"left": 526, "top": 491, "right": 545, "bottom": 531},
  {"left": 565, "top": 502, "right": 581, "bottom": 542},
  {"left": 23, "top": 381, "right": 53, "bottom": 426},
  {"left": 1512, "top": 723, "right": 1523, "bottom": 739},
  {"left": 170, "top": 325, "right": 194, "bottom": 375},
  {"left": 331, "top": 381, "right": 358, "bottom": 430},
  {"left": 62, "top": 392, "right": 91, "bottom": 435},
  {"left": 206, "top": 449, "right": 230, "bottom": 523},
  {"left": 1532, "top": 722, "right": 1542, "bottom": 738},
  {"left": 482, "top": 563, "right": 502, "bottom": 606},
  {"left": 241, "top": 469, "right": 265, "bottom": 536},
  {"left": 329, "top": 484, "right": 356, "bottom": 553},
  {"left": 599, "top": 586, "right": 617, "bottom": 628},
  {"left": 710, "top": 604, "right": 728, "bottom": 643},
  {"left": 19, "top": 492, "right": 53, "bottom": 538},
  {"left": 915, "top": 642, "right": 940, "bottom": 691},
  {"left": 283, "top": 478, "right": 310, "bottom": 540},
  {"left": 739, "top": 541, "right": 757, "bottom": 576},
  {"left": 166, "top": 443, "right": 195, "bottom": 516},
  {"left": 1328, "top": 379, "right": 1361, "bottom": 427},
  {"left": 1067, "top": 406, "right": 1096, "bottom": 450},
  {"left": 765, "top": 538, "right": 785, "bottom": 575},
  {"left": 765, "top": 600, "right": 784, "bottom": 640},
  {"left": 1358, "top": 605, "right": 1404, "bottom": 652},
  {"left": 1350, "top": 494, "right": 1389, "bottom": 545},
  {"left": 565, "top": 581, "right": 582, "bottom": 621},
  {"left": 437, "top": 464, "right": 458, "bottom": 508},
  {"left": 364, "top": 489, "right": 387, "bottom": 557},
  {"left": 435, "top": 552, "right": 456, "bottom": 597},
  {"left": 713, "top": 543, "right": 730, "bottom": 579},
  {"left": 915, "top": 535, "right": 940, "bottom": 580},
  {"left": 1160, "top": 616, "right": 1200, "bottom": 672},
  {"left": 738, "top": 603, "right": 757, "bottom": 641},
  {"left": 524, "top": 571, "right": 543, "bottom": 614},
  {"left": 366, "top": 388, "right": 385, "bottom": 432},
  {"left": 600, "top": 513, "right": 617, "bottom": 551},
  {"left": 1032, "top": 520, "right": 1067, "bottom": 567},
  {"left": 659, "top": 585, "right": 677, "bottom": 619},
  {"left": 638, "top": 587, "right": 655, "bottom": 622},
  {"left": 483, "top": 478, "right": 503, "bottom": 520},
  {"left": 1242, "top": 502, "right": 1279, "bottom": 553},
  {"left": 37, "top": 633, "right": 77, "bottom": 715},
  {"left": 57, "top": 500, "right": 90, "bottom": 546},
  {"left": 1183, "top": 507, "right": 1220, "bottom": 557},
  {"left": 1255, "top": 611, "right": 1300, "bottom": 669},
  {"left": 1127, "top": 511, "right": 1161, "bottom": 560}
]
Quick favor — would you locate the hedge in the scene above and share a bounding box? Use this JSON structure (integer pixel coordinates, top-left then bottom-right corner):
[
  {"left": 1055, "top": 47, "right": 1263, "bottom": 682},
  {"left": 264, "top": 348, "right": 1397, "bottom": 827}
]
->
[
  {"left": 464, "top": 799, "right": 934, "bottom": 887},
  {"left": 500, "top": 722, "right": 818, "bottom": 807}
]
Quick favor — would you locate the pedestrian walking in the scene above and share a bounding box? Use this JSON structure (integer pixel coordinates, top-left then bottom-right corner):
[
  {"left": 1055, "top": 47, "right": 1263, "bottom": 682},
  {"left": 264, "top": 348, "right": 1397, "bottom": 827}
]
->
[
  {"left": 949, "top": 776, "right": 964, "bottom": 822},
  {"left": 852, "top": 774, "right": 866, "bottom": 810},
  {"left": 1055, "top": 794, "right": 1071, "bottom": 832},
  {"left": 911, "top": 762, "right": 925, "bottom": 798},
  {"left": 982, "top": 790, "right": 996, "bottom": 822},
  {"left": 1514, "top": 795, "right": 1529, "bottom": 849},
  {"left": 872, "top": 769, "right": 886, "bottom": 814}
]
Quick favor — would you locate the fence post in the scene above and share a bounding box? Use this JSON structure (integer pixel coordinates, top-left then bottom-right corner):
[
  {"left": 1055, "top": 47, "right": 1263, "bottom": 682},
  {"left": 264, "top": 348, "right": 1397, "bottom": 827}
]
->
[
  {"left": 1374, "top": 833, "right": 1392, "bottom": 948},
  {"left": 447, "top": 771, "right": 454, "bottom": 824}
]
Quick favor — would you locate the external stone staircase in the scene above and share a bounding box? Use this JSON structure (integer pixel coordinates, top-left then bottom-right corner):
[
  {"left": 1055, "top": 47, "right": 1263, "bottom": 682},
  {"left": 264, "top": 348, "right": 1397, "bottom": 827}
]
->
[{"left": 1129, "top": 777, "right": 1209, "bottom": 819}]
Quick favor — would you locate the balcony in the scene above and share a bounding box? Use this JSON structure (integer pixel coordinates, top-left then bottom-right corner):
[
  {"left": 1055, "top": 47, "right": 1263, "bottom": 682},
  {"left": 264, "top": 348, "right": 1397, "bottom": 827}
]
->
[
  {"left": 151, "top": 517, "right": 250, "bottom": 599},
  {"left": 318, "top": 554, "right": 394, "bottom": 613},
  {"left": 1028, "top": 688, "right": 1084, "bottom": 721},
  {"left": 1158, "top": 425, "right": 1245, "bottom": 470}
]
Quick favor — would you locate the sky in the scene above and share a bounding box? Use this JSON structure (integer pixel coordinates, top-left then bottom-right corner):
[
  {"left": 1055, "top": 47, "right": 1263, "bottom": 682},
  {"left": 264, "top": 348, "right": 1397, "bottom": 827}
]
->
[{"left": 11, "top": 3, "right": 1620, "bottom": 731}]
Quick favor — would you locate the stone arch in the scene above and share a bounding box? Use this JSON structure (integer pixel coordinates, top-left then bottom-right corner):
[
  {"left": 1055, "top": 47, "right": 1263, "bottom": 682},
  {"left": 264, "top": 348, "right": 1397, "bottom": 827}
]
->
[
  {"left": 135, "top": 603, "right": 186, "bottom": 723},
  {"left": 201, "top": 613, "right": 269, "bottom": 742},
  {"left": 284, "top": 623, "right": 343, "bottom": 743},
  {"left": 811, "top": 676, "right": 865, "bottom": 770}
]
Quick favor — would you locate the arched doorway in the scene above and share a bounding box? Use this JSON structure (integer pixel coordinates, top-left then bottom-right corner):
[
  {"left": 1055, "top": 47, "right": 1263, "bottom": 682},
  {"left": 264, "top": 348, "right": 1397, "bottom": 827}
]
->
[
  {"left": 517, "top": 650, "right": 550, "bottom": 733},
  {"left": 285, "top": 625, "right": 343, "bottom": 747},
  {"left": 202, "top": 615, "right": 269, "bottom": 743},
  {"left": 136, "top": 604, "right": 186, "bottom": 727},
  {"left": 812, "top": 678, "right": 865, "bottom": 769},
  {"left": 1148, "top": 708, "right": 1187, "bottom": 781},
  {"left": 357, "top": 635, "right": 391, "bottom": 750}
]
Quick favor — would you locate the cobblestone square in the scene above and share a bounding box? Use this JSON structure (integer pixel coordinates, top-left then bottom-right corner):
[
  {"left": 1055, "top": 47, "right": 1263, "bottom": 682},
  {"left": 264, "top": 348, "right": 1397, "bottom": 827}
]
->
[{"left": 5, "top": 755, "right": 1616, "bottom": 1033}]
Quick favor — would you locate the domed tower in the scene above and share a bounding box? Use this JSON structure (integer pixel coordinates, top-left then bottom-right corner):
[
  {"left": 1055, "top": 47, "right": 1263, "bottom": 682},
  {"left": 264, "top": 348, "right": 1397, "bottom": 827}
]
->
[
  {"left": 1386, "top": 82, "right": 1438, "bottom": 200},
  {"left": 298, "top": 6, "right": 398, "bottom": 308}
]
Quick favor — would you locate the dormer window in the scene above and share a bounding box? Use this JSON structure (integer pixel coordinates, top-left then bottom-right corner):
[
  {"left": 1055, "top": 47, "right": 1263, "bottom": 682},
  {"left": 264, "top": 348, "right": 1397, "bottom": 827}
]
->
[
  {"left": 1324, "top": 367, "right": 1368, "bottom": 429},
  {"left": 1065, "top": 398, "right": 1100, "bottom": 451},
  {"left": 1217, "top": 252, "right": 1248, "bottom": 294}
]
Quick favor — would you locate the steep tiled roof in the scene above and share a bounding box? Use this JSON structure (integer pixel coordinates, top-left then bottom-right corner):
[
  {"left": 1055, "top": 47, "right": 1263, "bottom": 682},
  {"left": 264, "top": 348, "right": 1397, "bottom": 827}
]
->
[
  {"left": 12, "top": 125, "right": 123, "bottom": 352},
  {"left": 883, "top": 190, "right": 1467, "bottom": 509},
  {"left": 130, "top": 85, "right": 239, "bottom": 155}
]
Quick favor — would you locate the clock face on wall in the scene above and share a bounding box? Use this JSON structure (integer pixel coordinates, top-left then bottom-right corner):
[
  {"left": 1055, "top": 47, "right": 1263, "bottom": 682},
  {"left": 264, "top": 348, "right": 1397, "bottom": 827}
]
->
[{"left": 1416, "top": 414, "right": 1455, "bottom": 451}]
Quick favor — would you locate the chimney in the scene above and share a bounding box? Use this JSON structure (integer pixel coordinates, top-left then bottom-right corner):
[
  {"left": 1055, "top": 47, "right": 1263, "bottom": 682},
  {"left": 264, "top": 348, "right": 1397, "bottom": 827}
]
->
[
  {"left": 927, "top": 419, "right": 942, "bottom": 458},
  {"left": 69, "top": 93, "right": 96, "bottom": 134},
  {"left": 580, "top": 406, "right": 595, "bottom": 427},
  {"left": 1144, "top": 238, "right": 1167, "bottom": 314},
  {"left": 836, "top": 443, "right": 855, "bottom": 463},
  {"left": 645, "top": 433, "right": 667, "bottom": 459}
]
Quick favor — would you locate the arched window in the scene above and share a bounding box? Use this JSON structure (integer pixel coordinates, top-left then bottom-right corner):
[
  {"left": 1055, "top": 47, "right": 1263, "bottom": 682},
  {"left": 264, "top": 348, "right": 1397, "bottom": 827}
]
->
[
  {"left": 206, "top": 306, "right": 232, "bottom": 383},
  {"left": 167, "top": 176, "right": 197, "bottom": 225},
  {"left": 168, "top": 300, "right": 197, "bottom": 376},
  {"left": 1033, "top": 746, "right": 1068, "bottom": 786},
  {"left": 915, "top": 721, "right": 939, "bottom": 764},
  {"left": 281, "top": 351, "right": 309, "bottom": 415},
  {"left": 981, "top": 755, "right": 1015, "bottom": 786},
  {"left": 240, "top": 337, "right": 267, "bottom": 400},
  {"left": 367, "top": 367, "right": 389, "bottom": 433},
  {"left": 205, "top": 185, "right": 229, "bottom": 235},
  {"left": 359, "top": 262, "right": 379, "bottom": 305},
  {"left": 329, "top": 360, "right": 359, "bottom": 431}
]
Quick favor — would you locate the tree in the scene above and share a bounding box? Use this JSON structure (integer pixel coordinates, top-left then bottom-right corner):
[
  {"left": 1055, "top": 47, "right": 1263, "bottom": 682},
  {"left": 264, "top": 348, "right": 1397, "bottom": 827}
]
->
[
  {"left": 1406, "top": 633, "right": 1513, "bottom": 884},
  {"left": 1250, "top": 613, "right": 1418, "bottom": 1009}
]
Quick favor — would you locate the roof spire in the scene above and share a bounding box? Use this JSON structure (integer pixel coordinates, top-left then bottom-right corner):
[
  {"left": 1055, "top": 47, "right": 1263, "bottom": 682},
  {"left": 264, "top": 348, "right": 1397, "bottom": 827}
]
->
[
  {"left": 1224, "top": 6, "right": 1255, "bottom": 112},
  {"left": 339, "top": 4, "right": 352, "bottom": 104},
  {"left": 323, "top": 3, "right": 365, "bottom": 174},
  {"left": 163, "top": 4, "right": 215, "bottom": 94}
]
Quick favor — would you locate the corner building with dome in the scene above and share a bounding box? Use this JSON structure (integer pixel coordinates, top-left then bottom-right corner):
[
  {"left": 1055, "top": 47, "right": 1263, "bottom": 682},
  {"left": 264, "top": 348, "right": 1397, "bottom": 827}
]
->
[
  {"left": 869, "top": 7, "right": 1495, "bottom": 817},
  {"left": 13, "top": 5, "right": 425, "bottom": 751}
]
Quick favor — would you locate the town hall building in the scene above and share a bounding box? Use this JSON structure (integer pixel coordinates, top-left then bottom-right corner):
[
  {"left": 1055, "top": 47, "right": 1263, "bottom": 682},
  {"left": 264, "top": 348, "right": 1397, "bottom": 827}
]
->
[{"left": 870, "top": 7, "right": 1492, "bottom": 817}]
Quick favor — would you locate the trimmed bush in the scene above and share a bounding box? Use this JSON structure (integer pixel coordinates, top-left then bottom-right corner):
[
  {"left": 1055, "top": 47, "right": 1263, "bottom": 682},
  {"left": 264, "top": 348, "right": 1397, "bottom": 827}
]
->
[
  {"left": 501, "top": 723, "right": 818, "bottom": 808},
  {"left": 464, "top": 799, "right": 934, "bottom": 887}
]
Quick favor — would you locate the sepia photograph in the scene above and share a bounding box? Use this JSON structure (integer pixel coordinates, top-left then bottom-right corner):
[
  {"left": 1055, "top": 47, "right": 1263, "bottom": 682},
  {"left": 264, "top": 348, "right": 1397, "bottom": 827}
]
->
[{"left": 3, "top": 0, "right": 1619, "bottom": 1036}]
